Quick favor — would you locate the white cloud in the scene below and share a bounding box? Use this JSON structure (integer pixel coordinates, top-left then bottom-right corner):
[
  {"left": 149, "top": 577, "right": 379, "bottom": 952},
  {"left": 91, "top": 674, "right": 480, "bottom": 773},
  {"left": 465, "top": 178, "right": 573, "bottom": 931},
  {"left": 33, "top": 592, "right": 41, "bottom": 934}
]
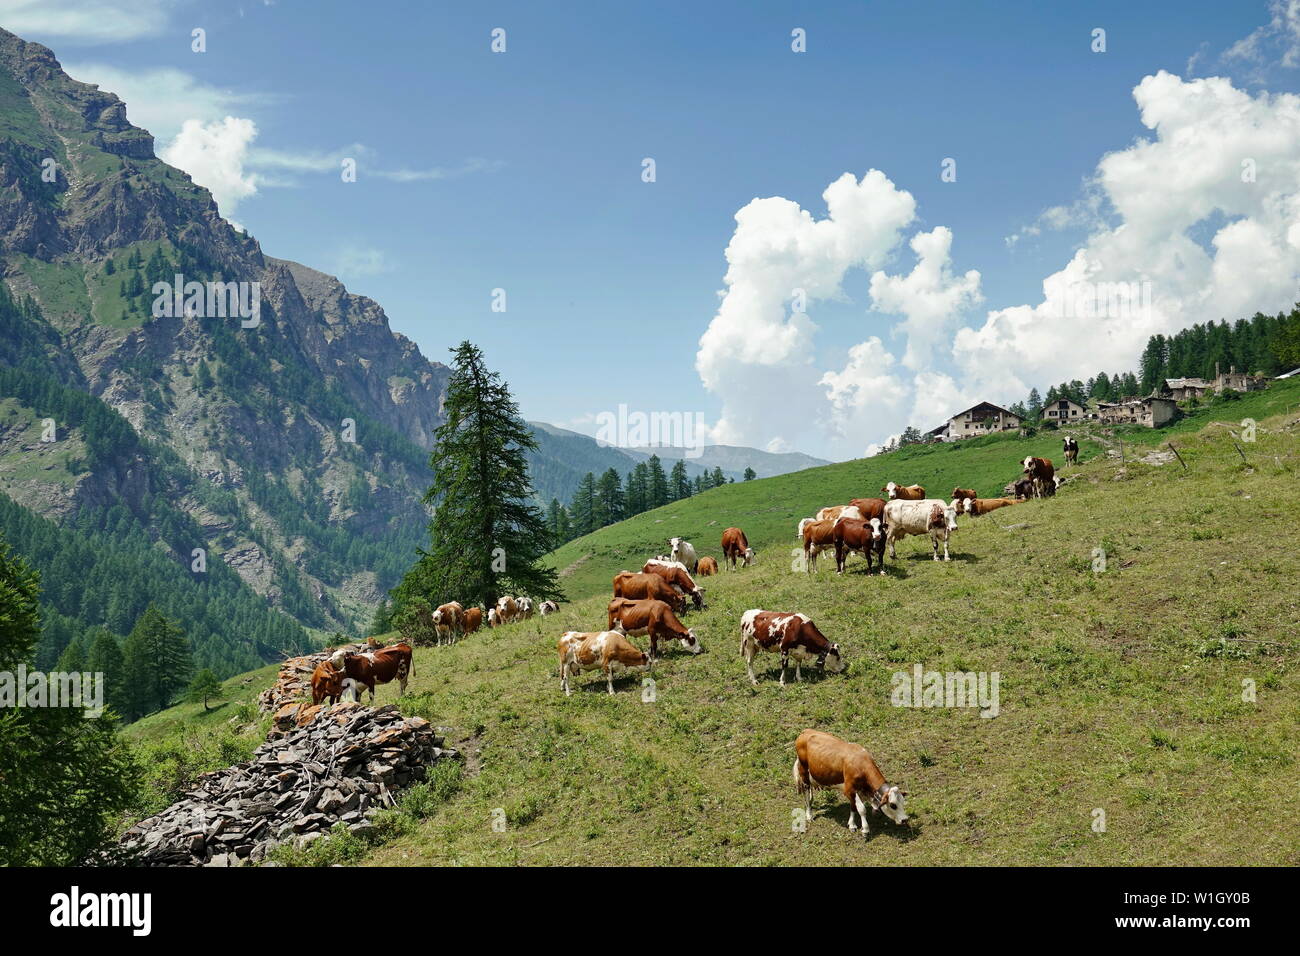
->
[
  {"left": 1225, "top": 0, "right": 1300, "bottom": 69},
  {"left": 330, "top": 245, "right": 394, "bottom": 282},
  {"left": 694, "top": 170, "right": 917, "bottom": 453},
  {"left": 160, "top": 116, "right": 259, "bottom": 221},
  {"left": 0, "top": 0, "right": 178, "bottom": 44},
  {"left": 868, "top": 226, "right": 982, "bottom": 370},
  {"left": 697, "top": 71, "right": 1300, "bottom": 459}
]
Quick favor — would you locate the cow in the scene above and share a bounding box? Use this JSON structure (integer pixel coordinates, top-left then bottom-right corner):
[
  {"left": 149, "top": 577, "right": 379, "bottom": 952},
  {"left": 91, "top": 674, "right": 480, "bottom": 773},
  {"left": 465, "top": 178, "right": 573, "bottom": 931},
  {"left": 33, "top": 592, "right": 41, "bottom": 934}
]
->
[
  {"left": 794, "top": 729, "right": 909, "bottom": 837},
  {"left": 1010, "top": 477, "right": 1036, "bottom": 500},
  {"left": 606, "top": 597, "right": 701, "bottom": 658},
  {"left": 495, "top": 595, "right": 520, "bottom": 624},
  {"left": 557, "top": 630, "right": 649, "bottom": 696},
  {"left": 960, "top": 496, "right": 1019, "bottom": 517},
  {"left": 641, "top": 561, "right": 706, "bottom": 610},
  {"left": 516, "top": 596, "right": 535, "bottom": 620},
  {"left": 796, "top": 517, "right": 816, "bottom": 540},
  {"left": 883, "top": 498, "right": 959, "bottom": 562},
  {"left": 1062, "top": 436, "right": 1079, "bottom": 465},
  {"left": 815, "top": 504, "right": 863, "bottom": 523},
  {"left": 881, "top": 482, "right": 925, "bottom": 501},
  {"left": 952, "top": 487, "right": 978, "bottom": 505},
  {"left": 538, "top": 600, "right": 560, "bottom": 616},
  {"left": 462, "top": 606, "right": 483, "bottom": 635},
  {"left": 832, "top": 516, "right": 886, "bottom": 575},
  {"left": 740, "top": 610, "right": 844, "bottom": 686},
  {"left": 487, "top": 607, "right": 501, "bottom": 628},
  {"left": 1021, "top": 456, "right": 1055, "bottom": 499},
  {"left": 721, "top": 526, "right": 755, "bottom": 569},
  {"left": 310, "top": 660, "right": 345, "bottom": 705},
  {"left": 613, "top": 571, "right": 687, "bottom": 613},
  {"left": 697, "top": 556, "right": 718, "bottom": 576},
  {"left": 800, "top": 519, "right": 838, "bottom": 573},
  {"left": 432, "top": 601, "right": 464, "bottom": 645},
  {"left": 847, "top": 498, "right": 887, "bottom": 524},
  {"left": 329, "top": 642, "right": 414, "bottom": 701},
  {"left": 669, "top": 537, "right": 698, "bottom": 574}
]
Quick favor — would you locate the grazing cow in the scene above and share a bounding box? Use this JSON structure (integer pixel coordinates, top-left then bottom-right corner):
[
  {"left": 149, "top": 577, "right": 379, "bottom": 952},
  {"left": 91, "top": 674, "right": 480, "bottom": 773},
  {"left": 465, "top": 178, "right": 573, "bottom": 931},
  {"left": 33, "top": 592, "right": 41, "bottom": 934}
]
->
[
  {"left": 800, "top": 519, "right": 838, "bottom": 573},
  {"left": 310, "top": 660, "right": 345, "bottom": 705},
  {"left": 883, "top": 498, "right": 959, "bottom": 562},
  {"left": 847, "top": 498, "right": 887, "bottom": 524},
  {"left": 606, "top": 597, "right": 701, "bottom": 658},
  {"left": 516, "top": 596, "right": 535, "bottom": 620},
  {"left": 721, "top": 527, "right": 755, "bottom": 569},
  {"left": 794, "top": 729, "right": 909, "bottom": 837},
  {"left": 1021, "top": 456, "right": 1055, "bottom": 499},
  {"left": 462, "top": 606, "right": 483, "bottom": 635},
  {"left": 881, "top": 482, "right": 925, "bottom": 501},
  {"left": 432, "top": 601, "right": 464, "bottom": 645},
  {"left": 613, "top": 571, "right": 687, "bottom": 613},
  {"left": 557, "top": 630, "right": 649, "bottom": 696},
  {"left": 740, "top": 610, "right": 844, "bottom": 686},
  {"left": 1062, "top": 436, "right": 1079, "bottom": 465},
  {"left": 833, "top": 516, "right": 886, "bottom": 575},
  {"left": 538, "top": 600, "right": 560, "bottom": 616},
  {"left": 495, "top": 595, "right": 520, "bottom": 624},
  {"left": 641, "top": 561, "right": 706, "bottom": 610},
  {"left": 961, "top": 496, "right": 1019, "bottom": 517},
  {"left": 815, "top": 504, "right": 863, "bottom": 523},
  {"left": 669, "top": 537, "right": 698, "bottom": 574},
  {"left": 697, "top": 556, "right": 718, "bottom": 576},
  {"left": 329, "top": 642, "right": 414, "bottom": 701}
]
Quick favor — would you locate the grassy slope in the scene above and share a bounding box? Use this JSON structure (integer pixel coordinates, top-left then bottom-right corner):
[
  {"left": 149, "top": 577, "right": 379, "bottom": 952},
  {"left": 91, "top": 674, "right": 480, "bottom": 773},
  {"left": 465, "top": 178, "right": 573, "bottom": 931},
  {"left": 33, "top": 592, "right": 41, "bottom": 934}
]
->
[{"left": 129, "top": 381, "right": 1300, "bottom": 865}]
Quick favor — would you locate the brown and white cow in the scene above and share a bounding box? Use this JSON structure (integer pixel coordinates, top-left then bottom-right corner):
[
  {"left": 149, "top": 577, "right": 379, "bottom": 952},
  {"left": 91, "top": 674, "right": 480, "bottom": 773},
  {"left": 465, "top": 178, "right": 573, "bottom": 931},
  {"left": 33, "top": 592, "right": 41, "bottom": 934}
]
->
[
  {"left": 883, "top": 498, "right": 959, "bottom": 562},
  {"left": 1062, "top": 436, "right": 1079, "bottom": 465},
  {"left": 800, "top": 519, "right": 838, "bottom": 573},
  {"left": 960, "top": 496, "right": 1019, "bottom": 517},
  {"left": 495, "top": 595, "right": 520, "bottom": 624},
  {"left": 721, "top": 526, "right": 755, "bottom": 569},
  {"left": 1021, "top": 456, "right": 1055, "bottom": 498},
  {"left": 952, "top": 487, "right": 978, "bottom": 506},
  {"left": 310, "top": 660, "right": 345, "bottom": 705},
  {"left": 641, "top": 560, "right": 706, "bottom": 610},
  {"left": 432, "top": 602, "right": 464, "bottom": 645},
  {"left": 538, "top": 600, "right": 560, "bottom": 616},
  {"left": 613, "top": 571, "right": 687, "bottom": 613},
  {"left": 794, "top": 729, "right": 909, "bottom": 837},
  {"left": 557, "top": 630, "right": 650, "bottom": 696},
  {"left": 832, "top": 516, "right": 887, "bottom": 575},
  {"left": 815, "top": 504, "right": 863, "bottom": 523},
  {"left": 697, "top": 556, "right": 719, "bottom": 577},
  {"left": 329, "top": 642, "right": 414, "bottom": 702},
  {"left": 881, "top": 482, "right": 926, "bottom": 501},
  {"left": 606, "top": 597, "right": 701, "bottom": 658},
  {"left": 739, "top": 610, "right": 844, "bottom": 686},
  {"left": 847, "top": 498, "right": 887, "bottom": 524},
  {"left": 487, "top": 607, "right": 501, "bottom": 628},
  {"left": 461, "top": 606, "right": 483, "bottom": 635}
]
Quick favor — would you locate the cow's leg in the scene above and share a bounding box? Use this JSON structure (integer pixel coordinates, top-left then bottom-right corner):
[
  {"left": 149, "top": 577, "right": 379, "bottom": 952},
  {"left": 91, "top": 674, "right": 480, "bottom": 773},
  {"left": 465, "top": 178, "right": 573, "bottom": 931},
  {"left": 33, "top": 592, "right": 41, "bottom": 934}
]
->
[
  {"left": 561, "top": 662, "right": 571, "bottom": 696},
  {"left": 932, "top": 534, "right": 940, "bottom": 561},
  {"left": 779, "top": 650, "right": 789, "bottom": 687},
  {"left": 853, "top": 792, "right": 871, "bottom": 837},
  {"left": 605, "top": 662, "right": 615, "bottom": 696},
  {"left": 943, "top": 534, "right": 951, "bottom": 562},
  {"left": 744, "top": 642, "right": 759, "bottom": 686}
]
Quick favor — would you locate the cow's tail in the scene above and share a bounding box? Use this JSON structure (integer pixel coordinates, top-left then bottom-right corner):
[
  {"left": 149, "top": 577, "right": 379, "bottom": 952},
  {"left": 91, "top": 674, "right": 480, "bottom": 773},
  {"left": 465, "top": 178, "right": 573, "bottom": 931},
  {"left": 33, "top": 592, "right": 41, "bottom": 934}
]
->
[{"left": 793, "top": 757, "right": 808, "bottom": 795}]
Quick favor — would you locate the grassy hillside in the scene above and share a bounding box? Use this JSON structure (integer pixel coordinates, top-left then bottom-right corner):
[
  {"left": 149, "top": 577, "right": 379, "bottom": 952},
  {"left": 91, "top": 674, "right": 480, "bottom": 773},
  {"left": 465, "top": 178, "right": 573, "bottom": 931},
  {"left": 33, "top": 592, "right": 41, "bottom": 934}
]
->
[{"left": 127, "top": 381, "right": 1300, "bottom": 865}]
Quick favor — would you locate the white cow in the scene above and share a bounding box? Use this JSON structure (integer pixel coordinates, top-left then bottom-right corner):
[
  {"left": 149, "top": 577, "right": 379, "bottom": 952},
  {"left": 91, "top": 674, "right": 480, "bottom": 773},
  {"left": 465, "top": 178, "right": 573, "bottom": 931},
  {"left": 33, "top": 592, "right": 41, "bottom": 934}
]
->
[
  {"left": 669, "top": 537, "right": 698, "bottom": 573},
  {"left": 883, "top": 498, "right": 959, "bottom": 562}
]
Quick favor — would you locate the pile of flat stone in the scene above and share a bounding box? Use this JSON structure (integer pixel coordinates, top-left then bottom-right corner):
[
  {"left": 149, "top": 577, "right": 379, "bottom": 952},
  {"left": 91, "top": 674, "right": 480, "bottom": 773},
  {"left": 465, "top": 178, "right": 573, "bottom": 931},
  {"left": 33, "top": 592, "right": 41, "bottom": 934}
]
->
[
  {"left": 118, "top": 703, "right": 457, "bottom": 866},
  {"left": 258, "top": 643, "right": 372, "bottom": 739}
]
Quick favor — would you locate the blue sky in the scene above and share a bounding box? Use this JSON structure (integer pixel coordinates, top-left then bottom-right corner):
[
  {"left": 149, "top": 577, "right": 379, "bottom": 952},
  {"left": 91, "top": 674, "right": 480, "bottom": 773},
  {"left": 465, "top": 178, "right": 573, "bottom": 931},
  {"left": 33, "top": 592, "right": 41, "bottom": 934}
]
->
[{"left": 7, "top": 1, "right": 1300, "bottom": 459}]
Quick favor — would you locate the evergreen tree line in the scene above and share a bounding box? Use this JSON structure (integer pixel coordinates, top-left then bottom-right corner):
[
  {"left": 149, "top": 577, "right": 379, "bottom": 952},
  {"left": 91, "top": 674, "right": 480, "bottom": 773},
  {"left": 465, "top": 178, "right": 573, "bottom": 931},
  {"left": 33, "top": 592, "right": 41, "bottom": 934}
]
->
[{"left": 546, "top": 457, "right": 750, "bottom": 544}]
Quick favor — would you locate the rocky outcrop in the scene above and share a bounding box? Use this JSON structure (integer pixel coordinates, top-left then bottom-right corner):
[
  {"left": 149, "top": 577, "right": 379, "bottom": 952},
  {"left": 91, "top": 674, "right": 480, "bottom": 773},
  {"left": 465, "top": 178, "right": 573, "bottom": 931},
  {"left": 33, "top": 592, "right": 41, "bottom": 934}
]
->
[{"left": 117, "top": 703, "right": 458, "bottom": 866}]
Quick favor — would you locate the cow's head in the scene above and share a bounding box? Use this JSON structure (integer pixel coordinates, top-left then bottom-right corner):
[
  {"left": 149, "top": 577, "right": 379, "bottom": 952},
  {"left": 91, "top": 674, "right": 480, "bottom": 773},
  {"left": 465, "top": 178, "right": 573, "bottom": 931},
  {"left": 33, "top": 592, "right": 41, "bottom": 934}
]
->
[
  {"left": 951, "top": 497, "right": 965, "bottom": 516},
  {"left": 329, "top": 649, "right": 348, "bottom": 670},
  {"left": 882, "top": 481, "right": 898, "bottom": 499},
  {"left": 868, "top": 517, "right": 883, "bottom": 542},
  {"left": 822, "top": 643, "right": 845, "bottom": 673},
  {"left": 742, "top": 547, "right": 756, "bottom": 566},
  {"left": 1021, "top": 456, "right": 1035, "bottom": 474},
  {"left": 690, "top": 588, "right": 705, "bottom": 610},
  {"left": 431, "top": 608, "right": 443, "bottom": 625},
  {"left": 872, "top": 784, "right": 910, "bottom": 825},
  {"left": 681, "top": 628, "right": 703, "bottom": 654}
]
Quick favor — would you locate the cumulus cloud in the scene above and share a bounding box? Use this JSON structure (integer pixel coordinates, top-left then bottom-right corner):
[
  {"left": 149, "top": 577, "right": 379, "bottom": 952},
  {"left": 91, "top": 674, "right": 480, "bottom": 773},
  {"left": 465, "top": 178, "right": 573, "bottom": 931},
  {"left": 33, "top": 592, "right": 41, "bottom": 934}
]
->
[
  {"left": 160, "top": 117, "right": 260, "bottom": 221},
  {"left": 698, "top": 70, "right": 1300, "bottom": 460},
  {"left": 695, "top": 170, "right": 917, "bottom": 452},
  {"left": 1225, "top": 0, "right": 1300, "bottom": 69},
  {"left": 0, "top": 0, "right": 177, "bottom": 44},
  {"left": 869, "top": 226, "right": 982, "bottom": 370}
]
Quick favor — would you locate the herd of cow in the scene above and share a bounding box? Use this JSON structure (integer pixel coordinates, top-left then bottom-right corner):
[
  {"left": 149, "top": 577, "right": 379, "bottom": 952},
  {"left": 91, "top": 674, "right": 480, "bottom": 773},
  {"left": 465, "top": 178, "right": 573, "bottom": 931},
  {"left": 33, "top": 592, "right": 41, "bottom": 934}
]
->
[{"left": 310, "top": 440, "right": 1080, "bottom": 840}]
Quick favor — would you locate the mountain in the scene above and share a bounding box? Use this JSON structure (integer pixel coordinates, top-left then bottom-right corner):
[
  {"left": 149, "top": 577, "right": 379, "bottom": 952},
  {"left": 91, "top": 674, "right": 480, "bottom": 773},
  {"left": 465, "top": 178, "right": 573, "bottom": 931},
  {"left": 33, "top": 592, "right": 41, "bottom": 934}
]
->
[{"left": 619, "top": 443, "right": 830, "bottom": 481}]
